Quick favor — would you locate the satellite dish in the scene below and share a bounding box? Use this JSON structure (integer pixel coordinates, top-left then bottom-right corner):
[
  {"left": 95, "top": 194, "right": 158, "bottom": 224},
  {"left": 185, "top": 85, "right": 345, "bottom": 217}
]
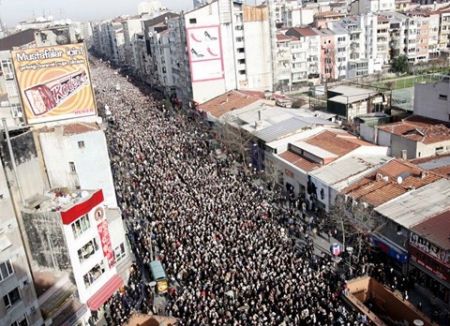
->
[{"left": 397, "top": 176, "right": 403, "bottom": 184}]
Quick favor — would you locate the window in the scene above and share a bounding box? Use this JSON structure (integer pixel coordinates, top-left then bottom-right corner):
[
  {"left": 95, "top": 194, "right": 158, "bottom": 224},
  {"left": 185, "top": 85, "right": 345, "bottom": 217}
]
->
[
  {"left": 189, "top": 18, "right": 197, "bottom": 24},
  {"left": 83, "top": 261, "right": 106, "bottom": 287},
  {"left": 435, "top": 146, "right": 444, "bottom": 154},
  {"left": 78, "top": 238, "right": 99, "bottom": 262},
  {"left": 0, "top": 260, "right": 14, "bottom": 282},
  {"left": 77, "top": 141, "right": 85, "bottom": 149},
  {"left": 115, "top": 243, "right": 126, "bottom": 262},
  {"left": 3, "top": 287, "right": 20, "bottom": 309},
  {"left": 71, "top": 215, "right": 91, "bottom": 239},
  {"left": 11, "top": 316, "right": 28, "bottom": 326},
  {"left": 238, "top": 70, "right": 246, "bottom": 75},
  {"left": 69, "top": 162, "right": 76, "bottom": 173},
  {"left": 439, "top": 94, "right": 448, "bottom": 100}
]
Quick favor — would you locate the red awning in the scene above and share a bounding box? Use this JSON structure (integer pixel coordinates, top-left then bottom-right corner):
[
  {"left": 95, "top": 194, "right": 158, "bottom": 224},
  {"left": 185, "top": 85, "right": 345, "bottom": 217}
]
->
[{"left": 87, "top": 274, "right": 123, "bottom": 311}]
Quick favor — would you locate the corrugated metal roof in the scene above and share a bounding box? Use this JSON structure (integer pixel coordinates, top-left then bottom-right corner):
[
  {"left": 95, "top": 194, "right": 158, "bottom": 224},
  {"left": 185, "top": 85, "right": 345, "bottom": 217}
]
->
[
  {"left": 254, "top": 117, "right": 309, "bottom": 142},
  {"left": 252, "top": 116, "right": 333, "bottom": 143},
  {"left": 411, "top": 209, "right": 450, "bottom": 250},
  {"left": 375, "top": 179, "right": 450, "bottom": 228},
  {"left": 417, "top": 155, "right": 450, "bottom": 171},
  {"left": 311, "top": 156, "right": 390, "bottom": 189}
]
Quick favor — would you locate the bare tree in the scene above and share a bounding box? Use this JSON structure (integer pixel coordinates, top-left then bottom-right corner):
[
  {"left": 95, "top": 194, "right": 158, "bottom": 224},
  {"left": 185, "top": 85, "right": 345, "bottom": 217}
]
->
[
  {"left": 328, "top": 194, "right": 380, "bottom": 263},
  {"left": 218, "top": 114, "right": 255, "bottom": 167}
]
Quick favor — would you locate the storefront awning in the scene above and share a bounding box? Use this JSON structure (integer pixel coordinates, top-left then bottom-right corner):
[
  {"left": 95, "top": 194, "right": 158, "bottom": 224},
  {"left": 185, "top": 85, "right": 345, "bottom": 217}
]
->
[
  {"left": 371, "top": 233, "right": 409, "bottom": 264},
  {"left": 87, "top": 274, "right": 123, "bottom": 311}
]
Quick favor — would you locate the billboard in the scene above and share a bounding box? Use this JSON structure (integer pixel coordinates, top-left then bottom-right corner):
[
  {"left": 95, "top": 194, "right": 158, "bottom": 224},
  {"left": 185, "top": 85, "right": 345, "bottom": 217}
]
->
[
  {"left": 186, "top": 25, "right": 224, "bottom": 82},
  {"left": 11, "top": 44, "right": 96, "bottom": 125}
]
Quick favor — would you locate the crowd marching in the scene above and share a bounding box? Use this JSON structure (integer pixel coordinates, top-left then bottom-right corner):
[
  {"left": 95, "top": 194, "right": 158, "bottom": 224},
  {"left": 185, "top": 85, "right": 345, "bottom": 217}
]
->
[{"left": 91, "top": 59, "right": 371, "bottom": 326}]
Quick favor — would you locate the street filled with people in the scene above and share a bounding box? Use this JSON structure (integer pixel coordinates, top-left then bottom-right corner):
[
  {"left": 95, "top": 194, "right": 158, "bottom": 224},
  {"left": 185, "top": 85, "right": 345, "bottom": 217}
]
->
[{"left": 91, "top": 59, "right": 372, "bottom": 325}]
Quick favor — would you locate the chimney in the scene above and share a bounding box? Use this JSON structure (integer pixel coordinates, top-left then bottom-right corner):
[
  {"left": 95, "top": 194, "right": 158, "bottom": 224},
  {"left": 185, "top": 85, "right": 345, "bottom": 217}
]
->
[{"left": 401, "top": 149, "right": 407, "bottom": 160}]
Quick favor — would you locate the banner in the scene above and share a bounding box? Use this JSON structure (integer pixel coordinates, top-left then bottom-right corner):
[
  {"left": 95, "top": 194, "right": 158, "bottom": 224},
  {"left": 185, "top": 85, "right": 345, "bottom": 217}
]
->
[
  {"left": 97, "top": 218, "right": 116, "bottom": 268},
  {"left": 11, "top": 43, "right": 96, "bottom": 124}
]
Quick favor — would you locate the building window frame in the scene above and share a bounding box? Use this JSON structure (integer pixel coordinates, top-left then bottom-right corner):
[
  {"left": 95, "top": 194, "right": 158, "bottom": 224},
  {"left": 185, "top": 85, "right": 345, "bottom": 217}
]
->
[
  {"left": 3, "top": 287, "right": 21, "bottom": 309},
  {"left": 0, "top": 260, "right": 14, "bottom": 282}
]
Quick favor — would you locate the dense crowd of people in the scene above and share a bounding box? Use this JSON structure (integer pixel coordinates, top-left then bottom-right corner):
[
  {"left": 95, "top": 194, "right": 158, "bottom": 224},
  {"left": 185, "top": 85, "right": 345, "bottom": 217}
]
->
[{"left": 91, "top": 59, "right": 370, "bottom": 325}]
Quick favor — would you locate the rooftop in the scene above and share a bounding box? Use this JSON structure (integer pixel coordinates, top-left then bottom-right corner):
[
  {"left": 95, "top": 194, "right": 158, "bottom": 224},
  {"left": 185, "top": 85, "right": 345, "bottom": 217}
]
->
[
  {"left": 411, "top": 209, "right": 450, "bottom": 250},
  {"left": 410, "top": 154, "right": 450, "bottom": 178},
  {"left": 303, "top": 129, "right": 371, "bottom": 157},
  {"left": 286, "top": 26, "right": 318, "bottom": 38},
  {"left": 279, "top": 150, "right": 321, "bottom": 172},
  {"left": 25, "top": 188, "right": 97, "bottom": 213},
  {"left": 0, "top": 29, "right": 36, "bottom": 51},
  {"left": 375, "top": 178, "right": 450, "bottom": 228},
  {"left": 344, "top": 159, "right": 442, "bottom": 207},
  {"left": 253, "top": 116, "right": 335, "bottom": 143},
  {"left": 328, "top": 85, "right": 380, "bottom": 97},
  {"left": 39, "top": 122, "right": 102, "bottom": 136},
  {"left": 198, "top": 90, "right": 264, "bottom": 118},
  {"left": 377, "top": 116, "right": 450, "bottom": 144},
  {"left": 310, "top": 155, "right": 391, "bottom": 190}
]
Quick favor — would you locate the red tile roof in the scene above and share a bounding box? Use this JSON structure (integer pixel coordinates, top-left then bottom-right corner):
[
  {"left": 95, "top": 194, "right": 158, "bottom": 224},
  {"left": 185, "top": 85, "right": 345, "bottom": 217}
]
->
[
  {"left": 39, "top": 122, "right": 100, "bottom": 135},
  {"left": 378, "top": 116, "right": 450, "bottom": 144},
  {"left": 197, "top": 90, "right": 264, "bottom": 118},
  {"left": 286, "top": 27, "right": 318, "bottom": 38},
  {"left": 343, "top": 159, "right": 442, "bottom": 207},
  {"left": 305, "top": 130, "right": 371, "bottom": 157},
  {"left": 411, "top": 209, "right": 450, "bottom": 250},
  {"left": 279, "top": 150, "right": 320, "bottom": 172}
]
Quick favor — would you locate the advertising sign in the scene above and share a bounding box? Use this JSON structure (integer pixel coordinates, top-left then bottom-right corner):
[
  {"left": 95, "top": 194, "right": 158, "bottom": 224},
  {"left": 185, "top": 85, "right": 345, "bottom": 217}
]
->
[
  {"left": 11, "top": 43, "right": 96, "bottom": 124},
  {"left": 97, "top": 219, "right": 116, "bottom": 268},
  {"left": 186, "top": 25, "right": 224, "bottom": 82}
]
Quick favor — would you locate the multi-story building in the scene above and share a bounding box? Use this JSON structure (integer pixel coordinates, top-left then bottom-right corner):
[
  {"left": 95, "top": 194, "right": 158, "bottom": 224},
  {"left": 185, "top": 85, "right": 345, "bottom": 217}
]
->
[
  {"left": 168, "top": 0, "right": 274, "bottom": 106},
  {"left": 21, "top": 188, "right": 127, "bottom": 324},
  {"left": 0, "top": 30, "right": 37, "bottom": 128},
  {"left": 437, "top": 5, "right": 450, "bottom": 51},
  {"left": 122, "top": 16, "right": 145, "bottom": 72},
  {"left": 351, "top": 0, "right": 395, "bottom": 14},
  {"left": 285, "top": 27, "right": 321, "bottom": 85},
  {"left": 376, "top": 14, "right": 390, "bottom": 66},
  {"left": 0, "top": 156, "right": 43, "bottom": 326}
]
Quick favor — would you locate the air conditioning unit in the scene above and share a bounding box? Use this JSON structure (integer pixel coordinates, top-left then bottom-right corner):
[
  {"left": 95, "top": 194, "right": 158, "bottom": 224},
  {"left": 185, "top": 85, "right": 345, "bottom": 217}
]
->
[{"left": 5, "top": 73, "right": 14, "bottom": 80}]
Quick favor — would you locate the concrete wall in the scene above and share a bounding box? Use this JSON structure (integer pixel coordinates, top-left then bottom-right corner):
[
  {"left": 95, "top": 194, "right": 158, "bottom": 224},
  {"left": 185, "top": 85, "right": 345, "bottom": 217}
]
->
[
  {"left": 377, "top": 129, "right": 391, "bottom": 147},
  {"left": 38, "top": 128, "right": 118, "bottom": 208},
  {"left": 243, "top": 18, "right": 273, "bottom": 91},
  {"left": 414, "top": 81, "right": 450, "bottom": 123},
  {"left": 390, "top": 134, "right": 417, "bottom": 159},
  {"left": 0, "top": 162, "right": 42, "bottom": 326},
  {"left": 360, "top": 124, "right": 376, "bottom": 143},
  {"left": 0, "top": 129, "right": 48, "bottom": 201},
  {"left": 21, "top": 211, "right": 70, "bottom": 271}
]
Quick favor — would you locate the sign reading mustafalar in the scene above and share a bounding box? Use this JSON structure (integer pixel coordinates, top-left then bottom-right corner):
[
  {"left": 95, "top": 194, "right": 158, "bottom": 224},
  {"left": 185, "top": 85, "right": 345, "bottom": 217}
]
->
[{"left": 11, "top": 43, "right": 97, "bottom": 125}]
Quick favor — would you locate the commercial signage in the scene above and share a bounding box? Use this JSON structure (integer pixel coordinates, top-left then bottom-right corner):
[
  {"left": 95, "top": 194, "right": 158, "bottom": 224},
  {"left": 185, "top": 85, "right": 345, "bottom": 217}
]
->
[
  {"left": 11, "top": 43, "right": 96, "bottom": 124},
  {"left": 97, "top": 219, "right": 115, "bottom": 268},
  {"left": 186, "top": 25, "right": 224, "bottom": 82}
]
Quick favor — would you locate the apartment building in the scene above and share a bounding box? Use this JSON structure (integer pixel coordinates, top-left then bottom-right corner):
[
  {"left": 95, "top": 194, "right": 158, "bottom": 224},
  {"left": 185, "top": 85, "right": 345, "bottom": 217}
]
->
[
  {"left": 285, "top": 27, "right": 321, "bottom": 84},
  {"left": 0, "top": 156, "right": 43, "bottom": 326},
  {"left": 168, "top": 0, "right": 274, "bottom": 106},
  {"left": 437, "top": 6, "right": 450, "bottom": 51}
]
